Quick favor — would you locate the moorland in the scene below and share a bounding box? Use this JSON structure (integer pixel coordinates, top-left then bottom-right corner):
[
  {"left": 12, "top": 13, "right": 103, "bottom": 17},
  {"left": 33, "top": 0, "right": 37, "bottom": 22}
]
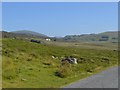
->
[{"left": 1, "top": 30, "right": 118, "bottom": 88}]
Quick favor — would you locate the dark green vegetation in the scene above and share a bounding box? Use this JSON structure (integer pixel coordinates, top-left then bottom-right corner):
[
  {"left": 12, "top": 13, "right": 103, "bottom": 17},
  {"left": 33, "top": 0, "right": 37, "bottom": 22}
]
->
[
  {"left": 62, "top": 31, "right": 118, "bottom": 42},
  {"left": 1, "top": 30, "right": 48, "bottom": 39},
  {"left": 2, "top": 38, "right": 118, "bottom": 88},
  {"left": 11, "top": 30, "right": 48, "bottom": 37},
  {"left": 1, "top": 30, "right": 118, "bottom": 43}
]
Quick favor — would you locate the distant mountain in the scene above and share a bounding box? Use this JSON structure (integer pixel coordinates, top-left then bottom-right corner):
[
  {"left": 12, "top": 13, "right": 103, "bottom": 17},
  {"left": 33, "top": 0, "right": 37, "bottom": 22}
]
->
[
  {"left": 1, "top": 30, "right": 48, "bottom": 39},
  {"left": 11, "top": 30, "right": 48, "bottom": 37},
  {"left": 62, "top": 31, "right": 118, "bottom": 43},
  {"left": 1, "top": 30, "right": 118, "bottom": 43}
]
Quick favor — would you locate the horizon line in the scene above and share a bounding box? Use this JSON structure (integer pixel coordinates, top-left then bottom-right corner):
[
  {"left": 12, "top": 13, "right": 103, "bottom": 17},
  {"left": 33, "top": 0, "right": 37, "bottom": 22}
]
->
[{"left": 1, "top": 29, "right": 118, "bottom": 37}]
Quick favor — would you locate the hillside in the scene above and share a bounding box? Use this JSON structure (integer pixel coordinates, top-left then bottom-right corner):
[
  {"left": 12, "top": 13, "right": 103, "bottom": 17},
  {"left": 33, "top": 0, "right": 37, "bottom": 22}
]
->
[
  {"left": 1, "top": 31, "right": 118, "bottom": 43},
  {"left": 2, "top": 38, "right": 118, "bottom": 88},
  {"left": 62, "top": 31, "right": 118, "bottom": 43},
  {"left": 11, "top": 30, "right": 47, "bottom": 37},
  {"left": 1, "top": 30, "right": 48, "bottom": 39}
]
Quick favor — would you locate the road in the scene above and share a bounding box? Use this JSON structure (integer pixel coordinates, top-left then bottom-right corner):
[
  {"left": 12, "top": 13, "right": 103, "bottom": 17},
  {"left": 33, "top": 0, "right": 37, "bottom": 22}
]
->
[{"left": 62, "top": 66, "right": 119, "bottom": 88}]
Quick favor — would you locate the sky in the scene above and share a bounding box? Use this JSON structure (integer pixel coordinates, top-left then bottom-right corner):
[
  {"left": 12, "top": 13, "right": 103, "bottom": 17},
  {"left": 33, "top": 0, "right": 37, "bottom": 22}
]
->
[{"left": 2, "top": 2, "right": 118, "bottom": 37}]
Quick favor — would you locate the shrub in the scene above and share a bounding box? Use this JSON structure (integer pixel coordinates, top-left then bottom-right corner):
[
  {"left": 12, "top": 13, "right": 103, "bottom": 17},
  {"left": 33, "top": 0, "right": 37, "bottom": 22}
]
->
[{"left": 55, "top": 61, "right": 72, "bottom": 78}]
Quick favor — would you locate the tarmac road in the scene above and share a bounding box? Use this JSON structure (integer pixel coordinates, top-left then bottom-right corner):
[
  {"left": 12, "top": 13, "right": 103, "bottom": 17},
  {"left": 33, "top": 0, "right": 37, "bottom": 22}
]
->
[{"left": 62, "top": 66, "right": 119, "bottom": 88}]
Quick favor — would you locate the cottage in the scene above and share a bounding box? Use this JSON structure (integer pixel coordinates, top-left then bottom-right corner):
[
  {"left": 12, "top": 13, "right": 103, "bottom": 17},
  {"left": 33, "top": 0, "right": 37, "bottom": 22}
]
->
[{"left": 46, "top": 38, "right": 51, "bottom": 41}]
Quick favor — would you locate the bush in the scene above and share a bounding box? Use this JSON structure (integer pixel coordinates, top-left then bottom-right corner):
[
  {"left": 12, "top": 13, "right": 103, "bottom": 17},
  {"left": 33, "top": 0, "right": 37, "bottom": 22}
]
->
[{"left": 55, "top": 61, "right": 72, "bottom": 78}]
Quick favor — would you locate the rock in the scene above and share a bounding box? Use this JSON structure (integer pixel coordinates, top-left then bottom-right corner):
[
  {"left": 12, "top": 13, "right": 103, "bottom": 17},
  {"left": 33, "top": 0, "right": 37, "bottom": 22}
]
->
[
  {"left": 61, "top": 56, "right": 78, "bottom": 64},
  {"left": 52, "top": 56, "right": 55, "bottom": 59},
  {"left": 21, "top": 78, "right": 27, "bottom": 81}
]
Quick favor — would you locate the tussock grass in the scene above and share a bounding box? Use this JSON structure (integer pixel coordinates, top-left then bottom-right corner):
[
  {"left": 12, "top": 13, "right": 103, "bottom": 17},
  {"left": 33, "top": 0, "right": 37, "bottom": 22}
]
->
[{"left": 2, "top": 38, "right": 118, "bottom": 88}]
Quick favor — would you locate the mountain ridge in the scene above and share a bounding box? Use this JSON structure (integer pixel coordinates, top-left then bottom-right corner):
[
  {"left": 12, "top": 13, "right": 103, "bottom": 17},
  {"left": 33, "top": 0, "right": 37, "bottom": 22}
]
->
[
  {"left": 1, "top": 30, "right": 118, "bottom": 43},
  {"left": 11, "top": 30, "right": 48, "bottom": 37},
  {"left": 61, "top": 31, "right": 118, "bottom": 42},
  {"left": 1, "top": 30, "right": 48, "bottom": 39}
]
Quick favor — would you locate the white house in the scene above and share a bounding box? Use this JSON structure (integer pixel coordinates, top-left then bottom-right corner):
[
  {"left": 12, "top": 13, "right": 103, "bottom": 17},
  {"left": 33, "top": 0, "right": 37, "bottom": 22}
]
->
[{"left": 46, "top": 38, "right": 51, "bottom": 41}]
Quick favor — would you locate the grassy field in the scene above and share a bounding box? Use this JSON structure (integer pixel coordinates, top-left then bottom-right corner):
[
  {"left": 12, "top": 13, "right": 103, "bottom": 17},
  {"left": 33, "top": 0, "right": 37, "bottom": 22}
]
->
[
  {"left": 2, "top": 38, "right": 118, "bottom": 88},
  {"left": 0, "top": 39, "right": 2, "bottom": 89}
]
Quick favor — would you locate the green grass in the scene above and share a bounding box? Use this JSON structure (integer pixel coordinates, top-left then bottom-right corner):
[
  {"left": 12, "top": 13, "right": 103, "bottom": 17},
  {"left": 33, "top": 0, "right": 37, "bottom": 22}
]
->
[
  {"left": 2, "top": 38, "right": 118, "bottom": 88},
  {"left": 0, "top": 57, "right": 1, "bottom": 89}
]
